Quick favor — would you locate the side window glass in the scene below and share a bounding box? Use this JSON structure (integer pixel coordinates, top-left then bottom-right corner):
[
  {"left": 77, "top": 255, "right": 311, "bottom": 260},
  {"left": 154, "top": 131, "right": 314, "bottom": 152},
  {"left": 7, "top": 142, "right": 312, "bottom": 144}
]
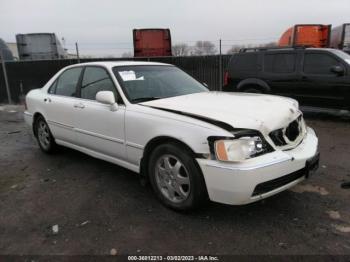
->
[
  {"left": 304, "top": 53, "right": 341, "bottom": 75},
  {"left": 81, "top": 67, "right": 118, "bottom": 101},
  {"left": 232, "top": 53, "right": 258, "bottom": 72},
  {"left": 48, "top": 80, "right": 57, "bottom": 94},
  {"left": 264, "top": 53, "right": 296, "bottom": 73},
  {"left": 55, "top": 67, "right": 82, "bottom": 96}
]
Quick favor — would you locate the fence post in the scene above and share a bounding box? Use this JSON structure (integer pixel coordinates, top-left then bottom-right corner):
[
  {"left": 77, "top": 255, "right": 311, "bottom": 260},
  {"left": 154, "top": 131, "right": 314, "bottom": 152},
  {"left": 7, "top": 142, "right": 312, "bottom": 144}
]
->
[
  {"left": 75, "top": 42, "right": 80, "bottom": 63},
  {"left": 0, "top": 49, "right": 12, "bottom": 104},
  {"left": 219, "top": 39, "right": 222, "bottom": 91}
]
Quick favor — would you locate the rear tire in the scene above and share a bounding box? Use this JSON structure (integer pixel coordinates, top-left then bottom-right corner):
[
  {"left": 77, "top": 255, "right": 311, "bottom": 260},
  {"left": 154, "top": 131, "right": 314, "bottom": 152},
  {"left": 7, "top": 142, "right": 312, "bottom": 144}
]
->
[
  {"left": 34, "top": 116, "right": 57, "bottom": 154},
  {"left": 148, "top": 143, "right": 207, "bottom": 211}
]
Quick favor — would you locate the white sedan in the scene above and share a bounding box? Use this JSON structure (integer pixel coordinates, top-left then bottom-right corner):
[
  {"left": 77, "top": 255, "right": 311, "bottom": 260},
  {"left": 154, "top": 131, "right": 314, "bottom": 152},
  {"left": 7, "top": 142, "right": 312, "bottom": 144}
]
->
[{"left": 24, "top": 61, "right": 319, "bottom": 210}]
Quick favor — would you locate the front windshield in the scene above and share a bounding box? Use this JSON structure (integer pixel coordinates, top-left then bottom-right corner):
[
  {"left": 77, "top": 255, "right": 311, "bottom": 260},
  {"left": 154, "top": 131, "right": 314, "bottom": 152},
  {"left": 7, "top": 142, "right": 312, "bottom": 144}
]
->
[{"left": 112, "top": 65, "right": 209, "bottom": 103}]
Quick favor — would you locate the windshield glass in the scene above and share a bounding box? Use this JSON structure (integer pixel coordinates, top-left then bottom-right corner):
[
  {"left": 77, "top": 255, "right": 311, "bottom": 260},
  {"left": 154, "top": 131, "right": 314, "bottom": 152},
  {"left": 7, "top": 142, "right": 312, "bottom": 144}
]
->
[{"left": 112, "top": 65, "right": 208, "bottom": 103}]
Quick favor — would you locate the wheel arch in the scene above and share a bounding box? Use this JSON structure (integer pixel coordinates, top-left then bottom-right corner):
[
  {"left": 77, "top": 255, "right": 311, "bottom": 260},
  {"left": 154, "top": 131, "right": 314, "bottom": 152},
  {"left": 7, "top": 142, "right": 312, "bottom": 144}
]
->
[
  {"left": 237, "top": 78, "right": 271, "bottom": 93},
  {"left": 140, "top": 136, "right": 203, "bottom": 177},
  {"left": 32, "top": 112, "right": 45, "bottom": 137}
]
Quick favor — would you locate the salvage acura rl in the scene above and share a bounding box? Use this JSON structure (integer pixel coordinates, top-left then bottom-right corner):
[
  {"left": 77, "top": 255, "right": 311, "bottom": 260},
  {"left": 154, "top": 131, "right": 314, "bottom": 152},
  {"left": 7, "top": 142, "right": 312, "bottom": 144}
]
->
[{"left": 24, "top": 62, "right": 319, "bottom": 210}]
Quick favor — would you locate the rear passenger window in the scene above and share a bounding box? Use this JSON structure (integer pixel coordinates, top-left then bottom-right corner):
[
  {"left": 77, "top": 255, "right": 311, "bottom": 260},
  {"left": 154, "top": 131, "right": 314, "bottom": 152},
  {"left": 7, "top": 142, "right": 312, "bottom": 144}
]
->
[
  {"left": 231, "top": 54, "right": 258, "bottom": 72},
  {"left": 304, "top": 53, "right": 341, "bottom": 74},
  {"left": 264, "top": 53, "right": 296, "bottom": 73},
  {"left": 55, "top": 67, "right": 82, "bottom": 97},
  {"left": 81, "top": 67, "right": 118, "bottom": 101}
]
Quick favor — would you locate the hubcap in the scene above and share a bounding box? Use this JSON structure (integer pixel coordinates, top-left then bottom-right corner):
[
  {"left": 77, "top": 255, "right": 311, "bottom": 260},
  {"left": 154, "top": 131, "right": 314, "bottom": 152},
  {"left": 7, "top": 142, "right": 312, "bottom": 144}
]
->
[
  {"left": 37, "top": 120, "right": 51, "bottom": 149},
  {"left": 155, "top": 154, "right": 190, "bottom": 203}
]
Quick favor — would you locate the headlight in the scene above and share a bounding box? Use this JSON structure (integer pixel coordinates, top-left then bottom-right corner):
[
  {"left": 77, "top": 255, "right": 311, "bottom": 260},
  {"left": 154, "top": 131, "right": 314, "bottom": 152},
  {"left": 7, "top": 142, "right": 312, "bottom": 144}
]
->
[{"left": 214, "top": 136, "right": 265, "bottom": 162}]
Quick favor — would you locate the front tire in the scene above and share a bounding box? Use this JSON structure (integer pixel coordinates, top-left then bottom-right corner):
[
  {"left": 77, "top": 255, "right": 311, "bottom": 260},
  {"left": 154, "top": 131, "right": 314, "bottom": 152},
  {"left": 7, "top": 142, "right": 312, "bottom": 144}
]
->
[
  {"left": 148, "top": 143, "right": 207, "bottom": 211},
  {"left": 35, "top": 116, "right": 57, "bottom": 153}
]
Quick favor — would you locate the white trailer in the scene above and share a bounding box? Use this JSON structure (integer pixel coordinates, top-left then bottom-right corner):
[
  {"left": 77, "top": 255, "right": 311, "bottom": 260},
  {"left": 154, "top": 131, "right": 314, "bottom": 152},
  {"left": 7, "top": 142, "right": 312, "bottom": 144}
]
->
[
  {"left": 16, "top": 33, "right": 67, "bottom": 61},
  {"left": 330, "top": 23, "right": 350, "bottom": 53}
]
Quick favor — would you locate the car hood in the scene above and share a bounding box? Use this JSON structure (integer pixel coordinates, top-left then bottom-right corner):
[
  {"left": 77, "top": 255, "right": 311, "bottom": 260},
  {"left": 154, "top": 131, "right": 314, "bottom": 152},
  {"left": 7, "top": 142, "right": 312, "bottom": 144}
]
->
[{"left": 141, "top": 92, "right": 301, "bottom": 134}]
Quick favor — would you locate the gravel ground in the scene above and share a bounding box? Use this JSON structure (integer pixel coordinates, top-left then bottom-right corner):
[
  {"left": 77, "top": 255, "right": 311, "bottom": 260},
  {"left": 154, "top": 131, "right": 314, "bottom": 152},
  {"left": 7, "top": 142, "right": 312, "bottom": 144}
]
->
[{"left": 0, "top": 104, "right": 349, "bottom": 256}]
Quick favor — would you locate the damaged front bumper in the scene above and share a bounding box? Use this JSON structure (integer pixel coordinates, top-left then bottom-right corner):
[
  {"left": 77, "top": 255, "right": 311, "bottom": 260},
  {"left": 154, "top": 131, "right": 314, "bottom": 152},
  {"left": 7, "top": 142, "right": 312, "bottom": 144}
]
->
[{"left": 196, "top": 127, "right": 319, "bottom": 205}]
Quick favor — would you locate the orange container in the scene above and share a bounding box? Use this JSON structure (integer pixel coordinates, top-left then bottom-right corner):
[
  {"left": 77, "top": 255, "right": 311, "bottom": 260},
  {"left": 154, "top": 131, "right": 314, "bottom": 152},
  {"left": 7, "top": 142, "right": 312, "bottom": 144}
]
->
[
  {"left": 278, "top": 24, "right": 331, "bottom": 48},
  {"left": 133, "top": 28, "right": 172, "bottom": 57}
]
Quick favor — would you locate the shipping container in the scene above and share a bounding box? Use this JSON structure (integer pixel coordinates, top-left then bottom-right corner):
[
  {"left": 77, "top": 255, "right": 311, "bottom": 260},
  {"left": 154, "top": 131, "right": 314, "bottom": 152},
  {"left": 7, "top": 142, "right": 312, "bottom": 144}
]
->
[
  {"left": 0, "top": 38, "right": 14, "bottom": 61},
  {"left": 16, "top": 33, "right": 67, "bottom": 61},
  {"left": 133, "top": 28, "right": 172, "bottom": 57},
  {"left": 278, "top": 24, "right": 331, "bottom": 48},
  {"left": 330, "top": 23, "right": 350, "bottom": 53}
]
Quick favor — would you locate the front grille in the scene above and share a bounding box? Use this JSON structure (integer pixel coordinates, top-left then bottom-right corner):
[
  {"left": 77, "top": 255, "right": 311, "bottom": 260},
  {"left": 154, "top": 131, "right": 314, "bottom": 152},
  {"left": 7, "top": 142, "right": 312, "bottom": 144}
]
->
[
  {"left": 269, "top": 116, "right": 303, "bottom": 147},
  {"left": 285, "top": 118, "right": 300, "bottom": 141},
  {"left": 269, "top": 129, "right": 287, "bottom": 146},
  {"left": 252, "top": 168, "right": 306, "bottom": 196}
]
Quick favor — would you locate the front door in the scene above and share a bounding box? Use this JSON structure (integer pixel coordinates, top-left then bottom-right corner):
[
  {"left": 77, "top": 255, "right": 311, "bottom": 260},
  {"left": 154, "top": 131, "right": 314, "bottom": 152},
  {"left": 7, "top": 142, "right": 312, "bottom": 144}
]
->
[
  {"left": 73, "top": 66, "right": 126, "bottom": 160},
  {"left": 298, "top": 51, "right": 350, "bottom": 109}
]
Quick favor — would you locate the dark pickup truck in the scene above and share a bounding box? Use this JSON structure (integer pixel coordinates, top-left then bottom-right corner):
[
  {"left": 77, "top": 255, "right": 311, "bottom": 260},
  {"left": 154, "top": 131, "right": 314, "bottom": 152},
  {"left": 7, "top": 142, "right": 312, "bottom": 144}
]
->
[{"left": 223, "top": 47, "right": 350, "bottom": 110}]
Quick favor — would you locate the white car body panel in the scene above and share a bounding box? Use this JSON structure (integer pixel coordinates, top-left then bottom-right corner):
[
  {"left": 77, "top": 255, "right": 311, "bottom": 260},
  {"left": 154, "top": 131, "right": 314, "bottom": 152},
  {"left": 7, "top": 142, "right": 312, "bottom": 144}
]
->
[
  {"left": 141, "top": 91, "right": 301, "bottom": 136},
  {"left": 24, "top": 61, "right": 319, "bottom": 206}
]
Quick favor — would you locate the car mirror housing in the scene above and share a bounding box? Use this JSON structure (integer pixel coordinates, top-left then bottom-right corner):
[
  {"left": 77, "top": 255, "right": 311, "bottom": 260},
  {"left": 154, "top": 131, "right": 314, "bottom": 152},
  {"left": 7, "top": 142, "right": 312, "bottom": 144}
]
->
[
  {"left": 330, "top": 65, "right": 345, "bottom": 76},
  {"left": 96, "top": 91, "right": 119, "bottom": 111}
]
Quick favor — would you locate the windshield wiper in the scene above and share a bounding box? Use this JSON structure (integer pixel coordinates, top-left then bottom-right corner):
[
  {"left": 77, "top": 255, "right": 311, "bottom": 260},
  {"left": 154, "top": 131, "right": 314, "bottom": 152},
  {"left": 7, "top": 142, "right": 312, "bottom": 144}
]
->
[{"left": 131, "top": 97, "right": 162, "bottom": 103}]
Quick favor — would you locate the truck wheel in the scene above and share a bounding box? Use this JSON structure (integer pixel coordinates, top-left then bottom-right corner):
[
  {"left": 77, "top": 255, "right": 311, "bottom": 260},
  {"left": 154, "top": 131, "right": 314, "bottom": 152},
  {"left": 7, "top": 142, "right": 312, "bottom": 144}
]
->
[
  {"left": 148, "top": 143, "right": 207, "bottom": 211},
  {"left": 35, "top": 116, "right": 57, "bottom": 153}
]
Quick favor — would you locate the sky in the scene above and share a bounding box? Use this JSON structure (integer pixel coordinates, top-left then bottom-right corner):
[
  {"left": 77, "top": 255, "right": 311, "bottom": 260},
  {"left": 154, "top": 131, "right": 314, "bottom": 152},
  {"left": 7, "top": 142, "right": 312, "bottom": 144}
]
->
[{"left": 1, "top": 0, "right": 349, "bottom": 56}]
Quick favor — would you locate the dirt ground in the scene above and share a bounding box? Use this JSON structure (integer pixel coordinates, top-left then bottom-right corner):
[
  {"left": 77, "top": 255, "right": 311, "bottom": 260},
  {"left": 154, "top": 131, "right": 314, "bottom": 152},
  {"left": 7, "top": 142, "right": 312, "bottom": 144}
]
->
[{"left": 0, "top": 105, "right": 349, "bottom": 256}]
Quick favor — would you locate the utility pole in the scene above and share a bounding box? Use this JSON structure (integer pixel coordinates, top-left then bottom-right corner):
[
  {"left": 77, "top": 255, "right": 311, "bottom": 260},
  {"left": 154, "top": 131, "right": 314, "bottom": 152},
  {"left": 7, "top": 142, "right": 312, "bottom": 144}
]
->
[
  {"left": 219, "top": 39, "right": 222, "bottom": 91},
  {"left": 0, "top": 49, "right": 12, "bottom": 104},
  {"left": 75, "top": 42, "right": 80, "bottom": 63}
]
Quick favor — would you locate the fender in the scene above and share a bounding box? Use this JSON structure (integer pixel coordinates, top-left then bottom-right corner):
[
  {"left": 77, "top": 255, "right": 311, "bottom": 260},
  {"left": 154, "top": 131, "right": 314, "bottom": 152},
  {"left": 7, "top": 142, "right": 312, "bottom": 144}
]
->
[{"left": 237, "top": 78, "right": 271, "bottom": 93}]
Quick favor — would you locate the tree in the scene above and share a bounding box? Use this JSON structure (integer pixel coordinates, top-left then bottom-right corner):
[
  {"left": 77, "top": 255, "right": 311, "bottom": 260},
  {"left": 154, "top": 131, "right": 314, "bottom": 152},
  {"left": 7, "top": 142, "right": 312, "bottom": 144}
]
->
[
  {"left": 172, "top": 43, "right": 189, "bottom": 56},
  {"left": 226, "top": 44, "right": 247, "bottom": 54},
  {"left": 192, "top": 41, "right": 217, "bottom": 56}
]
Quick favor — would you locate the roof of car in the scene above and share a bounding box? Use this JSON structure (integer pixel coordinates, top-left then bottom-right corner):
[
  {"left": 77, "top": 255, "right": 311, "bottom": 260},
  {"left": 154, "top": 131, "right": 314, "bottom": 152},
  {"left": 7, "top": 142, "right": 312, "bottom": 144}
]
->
[{"left": 67, "top": 61, "right": 172, "bottom": 68}]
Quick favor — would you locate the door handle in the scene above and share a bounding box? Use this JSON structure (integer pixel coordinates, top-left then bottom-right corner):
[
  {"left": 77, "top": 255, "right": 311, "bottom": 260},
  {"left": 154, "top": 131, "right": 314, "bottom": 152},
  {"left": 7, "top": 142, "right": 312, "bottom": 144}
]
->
[{"left": 73, "top": 103, "right": 85, "bottom": 109}]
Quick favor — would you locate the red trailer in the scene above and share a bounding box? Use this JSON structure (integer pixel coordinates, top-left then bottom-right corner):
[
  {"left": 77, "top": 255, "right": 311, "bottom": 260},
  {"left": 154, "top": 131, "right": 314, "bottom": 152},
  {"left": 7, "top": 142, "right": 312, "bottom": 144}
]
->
[
  {"left": 278, "top": 24, "right": 331, "bottom": 48},
  {"left": 133, "top": 28, "right": 172, "bottom": 57}
]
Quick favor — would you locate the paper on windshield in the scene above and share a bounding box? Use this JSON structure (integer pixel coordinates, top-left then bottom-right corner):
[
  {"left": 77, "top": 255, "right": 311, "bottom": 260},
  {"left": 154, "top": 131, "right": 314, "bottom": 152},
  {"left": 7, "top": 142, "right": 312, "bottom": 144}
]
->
[{"left": 119, "top": 71, "right": 144, "bottom": 81}]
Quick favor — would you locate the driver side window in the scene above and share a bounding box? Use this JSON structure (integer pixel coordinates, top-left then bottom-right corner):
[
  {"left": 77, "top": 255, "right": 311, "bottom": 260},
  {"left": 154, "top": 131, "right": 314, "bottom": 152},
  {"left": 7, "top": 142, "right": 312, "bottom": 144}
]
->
[
  {"left": 304, "top": 53, "right": 342, "bottom": 75},
  {"left": 81, "top": 67, "right": 119, "bottom": 101},
  {"left": 55, "top": 67, "right": 83, "bottom": 97}
]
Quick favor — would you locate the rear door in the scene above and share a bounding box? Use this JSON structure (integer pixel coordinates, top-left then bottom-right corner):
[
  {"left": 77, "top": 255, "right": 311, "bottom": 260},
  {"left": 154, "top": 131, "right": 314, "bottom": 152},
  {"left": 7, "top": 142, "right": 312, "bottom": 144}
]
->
[
  {"left": 45, "top": 67, "right": 83, "bottom": 144},
  {"left": 299, "top": 50, "right": 349, "bottom": 108},
  {"left": 73, "top": 66, "right": 126, "bottom": 160},
  {"left": 262, "top": 51, "right": 301, "bottom": 98}
]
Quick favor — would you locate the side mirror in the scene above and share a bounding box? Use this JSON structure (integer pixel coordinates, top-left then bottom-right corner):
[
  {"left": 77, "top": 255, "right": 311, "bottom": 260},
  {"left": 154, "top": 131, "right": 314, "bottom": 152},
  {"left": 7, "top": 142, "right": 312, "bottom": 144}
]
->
[
  {"left": 330, "top": 65, "right": 345, "bottom": 76},
  {"left": 96, "top": 91, "right": 118, "bottom": 111}
]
